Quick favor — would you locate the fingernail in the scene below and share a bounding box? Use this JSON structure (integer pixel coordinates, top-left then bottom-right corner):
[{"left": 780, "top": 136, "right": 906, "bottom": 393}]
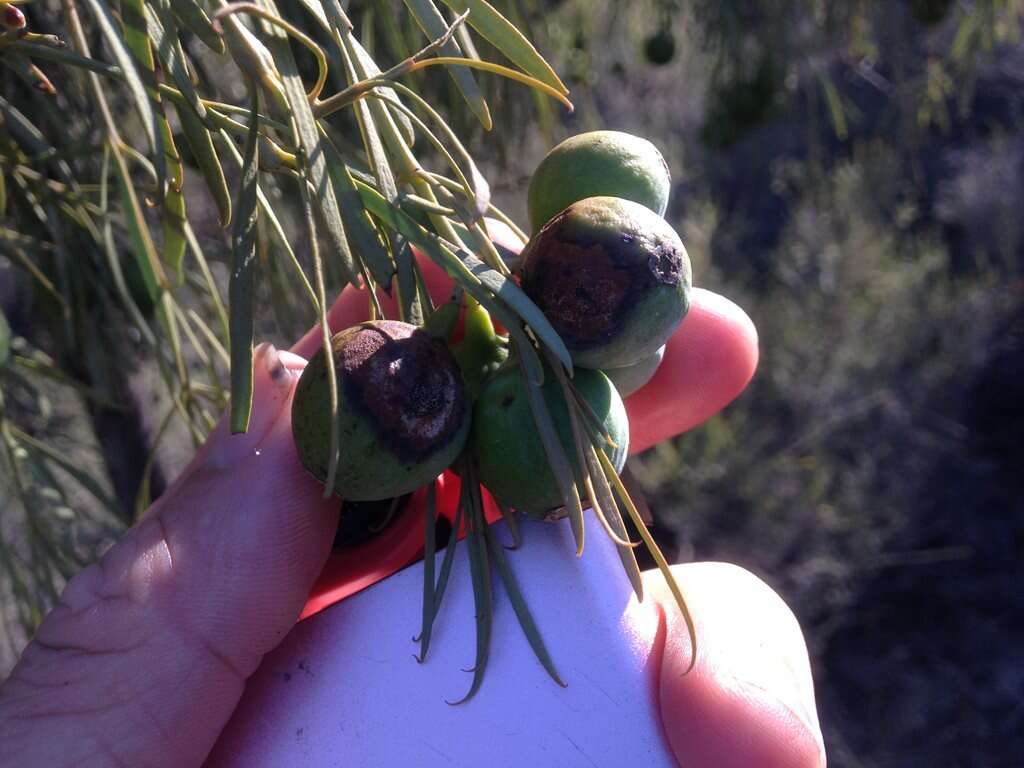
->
[
  {"left": 198, "top": 344, "right": 296, "bottom": 469},
  {"left": 264, "top": 343, "right": 294, "bottom": 386}
]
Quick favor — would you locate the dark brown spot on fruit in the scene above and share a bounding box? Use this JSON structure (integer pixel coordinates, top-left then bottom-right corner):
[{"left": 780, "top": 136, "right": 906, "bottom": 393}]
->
[
  {"left": 335, "top": 321, "right": 465, "bottom": 462},
  {"left": 649, "top": 244, "right": 683, "bottom": 284},
  {"left": 523, "top": 223, "right": 683, "bottom": 348}
]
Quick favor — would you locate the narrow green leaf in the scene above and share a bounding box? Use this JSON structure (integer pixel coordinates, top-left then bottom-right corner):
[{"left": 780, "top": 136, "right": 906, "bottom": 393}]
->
[
  {"left": 219, "top": 14, "right": 289, "bottom": 110},
  {"left": 169, "top": 0, "right": 227, "bottom": 53},
  {"left": 404, "top": 0, "right": 492, "bottom": 129},
  {"left": 228, "top": 91, "right": 260, "bottom": 434},
  {"left": 431, "top": 482, "right": 464, "bottom": 615},
  {"left": 0, "top": 308, "right": 10, "bottom": 368},
  {"left": 6, "top": 41, "right": 122, "bottom": 77},
  {"left": 159, "top": 134, "right": 189, "bottom": 282},
  {"left": 448, "top": 474, "right": 492, "bottom": 705},
  {"left": 113, "top": 154, "right": 163, "bottom": 306},
  {"left": 82, "top": 0, "right": 165, "bottom": 194},
  {"left": 494, "top": 500, "right": 520, "bottom": 549},
  {"left": 586, "top": 444, "right": 644, "bottom": 600},
  {"left": 114, "top": 0, "right": 185, "bottom": 277},
  {"left": 416, "top": 481, "right": 438, "bottom": 662},
  {"left": 348, "top": 34, "right": 416, "bottom": 147},
  {"left": 221, "top": 129, "right": 317, "bottom": 308},
  {"left": 597, "top": 448, "right": 698, "bottom": 673},
  {"left": 98, "top": 145, "right": 159, "bottom": 348},
  {"left": 256, "top": 0, "right": 357, "bottom": 286},
  {"left": 437, "top": 0, "right": 568, "bottom": 95},
  {"left": 461, "top": 251, "right": 572, "bottom": 372},
  {"left": 178, "top": 105, "right": 232, "bottom": 227},
  {"left": 133, "top": 405, "right": 177, "bottom": 519},
  {"left": 0, "top": 171, "right": 6, "bottom": 220},
  {"left": 485, "top": 519, "right": 565, "bottom": 685},
  {"left": 366, "top": 81, "right": 491, "bottom": 216},
  {"left": 144, "top": 3, "right": 208, "bottom": 121},
  {"left": 336, "top": 31, "right": 417, "bottom": 317},
  {"left": 322, "top": 140, "right": 395, "bottom": 290},
  {"left": 518, "top": 357, "right": 585, "bottom": 555},
  {"left": 819, "top": 73, "right": 848, "bottom": 141}
]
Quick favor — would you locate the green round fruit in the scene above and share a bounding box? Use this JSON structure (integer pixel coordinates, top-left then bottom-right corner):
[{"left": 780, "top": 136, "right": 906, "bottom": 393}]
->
[
  {"left": 520, "top": 196, "right": 691, "bottom": 370},
  {"left": 527, "top": 130, "right": 671, "bottom": 233},
  {"left": 291, "top": 320, "right": 469, "bottom": 501},
  {"left": 604, "top": 345, "right": 665, "bottom": 398},
  {"left": 473, "top": 366, "right": 628, "bottom": 517}
]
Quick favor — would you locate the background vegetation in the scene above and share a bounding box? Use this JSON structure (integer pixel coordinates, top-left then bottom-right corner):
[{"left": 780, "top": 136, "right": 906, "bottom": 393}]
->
[{"left": 3, "top": 1, "right": 1022, "bottom": 765}]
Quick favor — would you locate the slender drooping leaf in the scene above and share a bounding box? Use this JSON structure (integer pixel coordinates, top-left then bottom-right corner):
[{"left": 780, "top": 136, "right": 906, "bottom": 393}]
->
[
  {"left": 586, "top": 444, "right": 644, "bottom": 600},
  {"left": 416, "top": 481, "right": 438, "bottom": 662},
  {"left": 335, "top": 28, "right": 419, "bottom": 319},
  {"left": 219, "top": 14, "right": 289, "bottom": 110},
  {"left": 117, "top": 0, "right": 187, "bottom": 280},
  {"left": 0, "top": 308, "right": 10, "bottom": 368},
  {"left": 322, "top": 139, "right": 395, "bottom": 290},
  {"left": 178, "top": 105, "right": 232, "bottom": 227},
  {"left": 597, "top": 448, "right": 698, "bottom": 673},
  {"left": 456, "top": 248, "right": 569, "bottom": 369},
  {"left": 431, "top": 482, "right": 464, "bottom": 615},
  {"left": 348, "top": 34, "right": 417, "bottom": 147},
  {"left": 448, "top": 473, "right": 492, "bottom": 705},
  {"left": 228, "top": 92, "right": 260, "bottom": 434},
  {"left": 519, "top": 357, "right": 586, "bottom": 555},
  {"left": 6, "top": 41, "right": 122, "bottom": 77},
  {"left": 437, "top": 0, "right": 568, "bottom": 95},
  {"left": 404, "top": 0, "right": 492, "bottom": 129},
  {"left": 145, "top": 3, "right": 208, "bottom": 121},
  {"left": 169, "top": 0, "right": 227, "bottom": 53},
  {"left": 80, "top": 0, "right": 165, "bottom": 193},
  {"left": 253, "top": 0, "right": 357, "bottom": 286},
  {"left": 485, "top": 519, "right": 565, "bottom": 686}
]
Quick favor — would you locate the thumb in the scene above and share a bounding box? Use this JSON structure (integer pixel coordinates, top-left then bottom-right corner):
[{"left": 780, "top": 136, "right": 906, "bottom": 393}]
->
[
  {"left": 0, "top": 344, "right": 340, "bottom": 768},
  {"left": 651, "top": 563, "right": 826, "bottom": 768}
]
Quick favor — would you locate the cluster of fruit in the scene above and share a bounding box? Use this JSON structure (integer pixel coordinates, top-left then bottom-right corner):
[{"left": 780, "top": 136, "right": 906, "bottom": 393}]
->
[{"left": 291, "top": 130, "right": 691, "bottom": 523}]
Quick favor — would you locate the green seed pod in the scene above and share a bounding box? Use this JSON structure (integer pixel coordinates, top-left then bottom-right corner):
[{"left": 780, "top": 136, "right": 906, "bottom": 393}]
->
[
  {"left": 604, "top": 345, "right": 665, "bottom": 398},
  {"left": 521, "top": 196, "right": 691, "bottom": 370},
  {"left": 292, "top": 320, "right": 469, "bottom": 501},
  {"left": 473, "top": 366, "right": 629, "bottom": 517},
  {"left": 527, "top": 130, "right": 671, "bottom": 233}
]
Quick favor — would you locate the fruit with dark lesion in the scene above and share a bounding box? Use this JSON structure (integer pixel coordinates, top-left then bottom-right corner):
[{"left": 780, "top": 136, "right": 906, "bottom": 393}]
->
[
  {"left": 291, "top": 320, "right": 469, "bottom": 501},
  {"left": 520, "top": 196, "right": 691, "bottom": 370}
]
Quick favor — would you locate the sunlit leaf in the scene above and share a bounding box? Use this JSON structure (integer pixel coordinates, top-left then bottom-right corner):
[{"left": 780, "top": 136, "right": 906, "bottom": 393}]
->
[
  {"left": 437, "top": 0, "right": 568, "bottom": 95},
  {"left": 178, "top": 104, "right": 232, "bottom": 227},
  {"left": 170, "top": 0, "right": 227, "bottom": 54},
  {"left": 5, "top": 41, "right": 122, "bottom": 77},
  {"left": 404, "top": 0, "right": 492, "bottom": 129},
  {"left": 485, "top": 518, "right": 565, "bottom": 686},
  {"left": 82, "top": 0, "right": 165, "bottom": 194},
  {"left": 228, "top": 91, "right": 260, "bottom": 434},
  {"left": 255, "top": 0, "right": 357, "bottom": 286}
]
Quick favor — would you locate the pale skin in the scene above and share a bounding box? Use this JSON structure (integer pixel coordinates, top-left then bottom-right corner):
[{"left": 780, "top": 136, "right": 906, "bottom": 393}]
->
[{"left": 0, "top": 229, "right": 826, "bottom": 767}]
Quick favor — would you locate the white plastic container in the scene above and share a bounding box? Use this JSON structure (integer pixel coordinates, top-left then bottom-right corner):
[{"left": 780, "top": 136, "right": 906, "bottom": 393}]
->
[{"left": 209, "top": 512, "right": 676, "bottom": 767}]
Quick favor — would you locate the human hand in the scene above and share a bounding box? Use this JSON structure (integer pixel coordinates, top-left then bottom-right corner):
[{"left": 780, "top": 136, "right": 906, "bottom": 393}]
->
[{"left": 0, "top": 232, "right": 824, "bottom": 768}]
